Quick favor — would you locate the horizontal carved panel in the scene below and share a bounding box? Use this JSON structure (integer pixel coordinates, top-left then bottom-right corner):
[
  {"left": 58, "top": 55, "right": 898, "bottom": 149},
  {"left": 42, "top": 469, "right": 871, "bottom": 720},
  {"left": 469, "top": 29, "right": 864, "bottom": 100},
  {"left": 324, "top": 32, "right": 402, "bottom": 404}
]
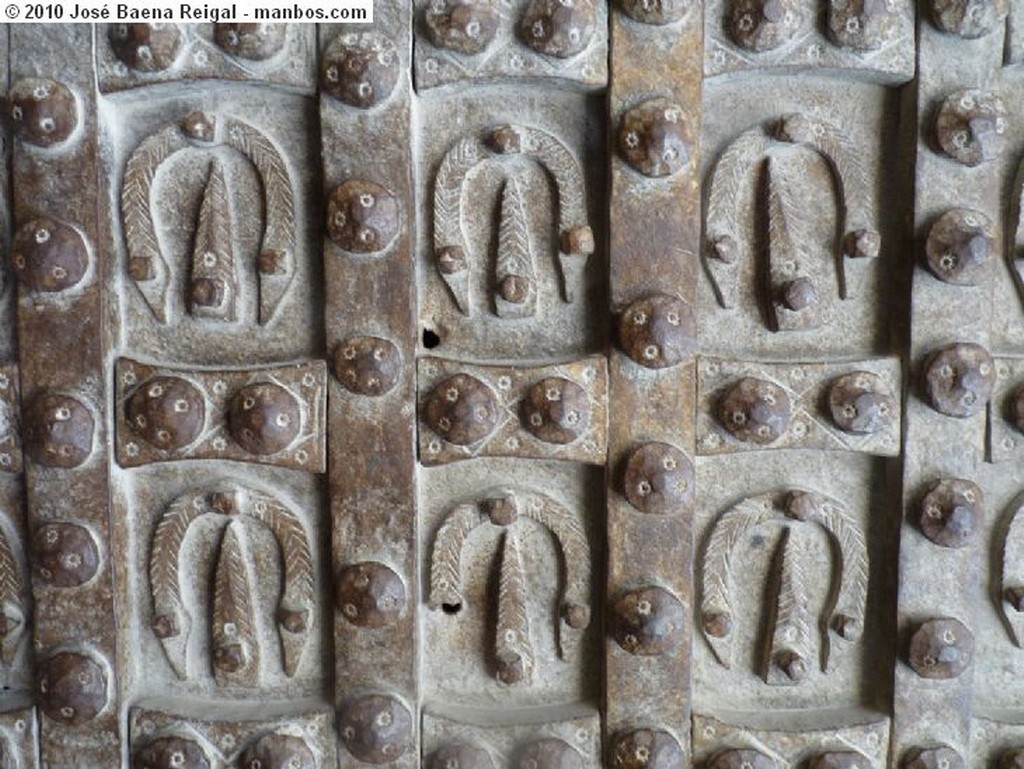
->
[
  {"left": 114, "top": 357, "right": 327, "bottom": 471},
  {"left": 417, "top": 355, "right": 608, "bottom": 466}
]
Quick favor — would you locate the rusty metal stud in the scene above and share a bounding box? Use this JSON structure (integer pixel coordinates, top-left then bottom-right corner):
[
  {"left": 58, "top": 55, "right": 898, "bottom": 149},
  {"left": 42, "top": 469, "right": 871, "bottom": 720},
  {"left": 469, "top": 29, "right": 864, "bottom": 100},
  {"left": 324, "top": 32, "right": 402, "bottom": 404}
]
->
[
  {"left": 610, "top": 729, "right": 683, "bottom": 769},
  {"left": 238, "top": 733, "right": 315, "bottom": 769},
  {"left": 108, "top": 23, "right": 182, "bottom": 71},
  {"left": 518, "top": 0, "right": 597, "bottom": 59},
  {"left": 619, "top": 0, "right": 689, "bottom": 24},
  {"left": 32, "top": 522, "right": 100, "bottom": 588},
  {"left": 425, "top": 1, "right": 500, "bottom": 55},
  {"left": 481, "top": 491, "right": 519, "bottom": 526},
  {"left": 908, "top": 617, "right": 974, "bottom": 679},
  {"left": 428, "top": 743, "right": 496, "bottom": 769},
  {"left": 212, "top": 23, "right": 287, "bottom": 61},
  {"left": 515, "top": 739, "right": 584, "bottom": 769},
  {"left": 423, "top": 374, "right": 500, "bottom": 446},
  {"left": 126, "top": 376, "right": 205, "bottom": 451},
  {"left": 23, "top": 392, "right": 94, "bottom": 468},
  {"left": 619, "top": 294, "right": 696, "bottom": 368},
  {"left": 999, "top": 750, "right": 1024, "bottom": 769},
  {"left": 339, "top": 694, "right": 412, "bottom": 764},
  {"left": 924, "top": 208, "right": 994, "bottom": 285},
  {"left": 726, "top": 0, "right": 802, "bottom": 52},
  {"left": 716, "top": 377, "right": 792, "bottom": 444},
  {"left": 931, "top": 0, "right": 1007, "bottom": 38},
  {"left": 827, "top": 0, "right": 896, "bottom": 52},
  {"left": 334, "top": 336, "right": 402, "bottom": 397},
  {"left": 336, "top": 562, "right": 406, "bottom": 629},
  {"left": 623, "top": 442, "right": 694, "bottom": 515},
  {"left": 131, "top": 737, "right": 210, "bottom": 769},
  {"left": 935, "top": 89, "right": 1007, "bottom": 167},
  {"left": 780, "top": 277, "right": 817, "bottom": 312},
  {"left": 903, "top": 746, "right": 964, "bottom": 769},
  {"left": 827, "top": 371, "right": 896, "bottom": 435},
  {"left": 1012, "top": 385, "right": 1024, "bottom": 434},
  {"left": 617, "top": 99, "right": 693, "bottom": 178},
  {"left": 703, "top": 610, "right": 733, "bottom": 638},
  {"left": 919, "top": 478, "right": 982, "bottom": 548},
  {"left": 610, "top": 586, "right": 685, "bottom": 656},
  {"left": 708, "top": 748, "right": 776, "bottom": 769},
  {"left": 327, "top": 179, "right": 400, "bottom": 255},
  {"left": 809, "top": 754, "right": 870, "bottom": 769},
  {"left": 8, "top": 78, "right": 78, "bottom": 147},
  {"left": 11, "top": 216, "right": 89, "bottom": 293},
  {"left": 321, "top": 32, "right": 399, "bottom": 109},
  {"left": 520, "top": 377, "right": 590, "bottom": 445},
  {"left": 39, "top": 651, "right": 108, "bottom": 726},
  {"left": 227, "top": 382, "right": 301, "bottom": 456},
  {"left": 923, "top": 342, "right": 995, "bottom": 418}
]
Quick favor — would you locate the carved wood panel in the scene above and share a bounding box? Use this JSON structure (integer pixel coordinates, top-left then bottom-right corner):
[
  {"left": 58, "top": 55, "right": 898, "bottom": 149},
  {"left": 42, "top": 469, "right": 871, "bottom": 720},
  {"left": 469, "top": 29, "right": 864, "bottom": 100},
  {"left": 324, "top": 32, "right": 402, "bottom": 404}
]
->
[{"left": 0, "top": 8, "right": 1012, "bottom": 769}]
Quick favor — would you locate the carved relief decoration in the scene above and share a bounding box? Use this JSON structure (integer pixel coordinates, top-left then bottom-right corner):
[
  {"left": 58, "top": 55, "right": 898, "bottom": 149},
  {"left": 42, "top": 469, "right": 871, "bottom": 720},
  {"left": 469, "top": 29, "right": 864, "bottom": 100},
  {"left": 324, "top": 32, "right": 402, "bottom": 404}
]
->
[
  {"left": 121, "top": 112, "right": 296, "bottom": 326},
  {"left": 147, "top": 484, "right": 314, "bottom": 686},
  {"left": 427, "top": 488, "right": 592, "bottom": 682},
  {"left": 433, "top": 124, "right": 595, "bottom": 318},
  {"left": 700, "top": 489, "right": 868, "bottom": 682}
]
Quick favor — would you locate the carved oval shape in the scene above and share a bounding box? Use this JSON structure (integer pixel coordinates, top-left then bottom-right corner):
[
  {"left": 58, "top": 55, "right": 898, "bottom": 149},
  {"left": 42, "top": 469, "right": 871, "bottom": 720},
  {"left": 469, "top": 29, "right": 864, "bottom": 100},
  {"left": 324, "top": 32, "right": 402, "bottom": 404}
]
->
[
  {"left": 213, "top": 23, "right": 287, "bottom": 60},
  {"left": 108, "top": 23, "right": 182, "bottom": 71},
  {"left": 11, "top": 217, "right": 89, "bottom": 293},
  {"left": 334, "top": 336, "right": 402, "bottom": 396},
  {"left": 925, "top": 208, "right": 994, "bottom": 285},
  {"left": 515, "top": 739, "right": 584, "bottom": 769},
  {"left": 327, "top": 179, "right": 400, "bottom": 254},
  {"left": 425, "top": 1, "right": 500, "bottom": 54},
  {"left": 39, "top": 650, "right": 108, "bottom": 726},
  {"left": 623, "top": 442, "right": 694, "bottom": 515},
  {"left": 827, "top": 372, "right": 896, "bottom": 435},
  {"left": 726, "top": 0, "right": 802, "bottom": 52},
  {"left": 126, "top": 376, "right": 206, "bottom": 451},
  {"left": 32, "top": 522, "right": 100, "bottom": 588},
  {"left": 619, "top": 294, "right": 696, "bottom": 368},
  {"left": 238, "top": 733, "right": 315, "bottom": 769},
  {"left": 708, "top": 749, "right": 776, "bottom": 769},
  {"left": 24, "top": 393, "right": 94, "bottom": 468},
  {"left": 935, "top": 89, "right": 1007, "bottom": 167},
  {"left": 321, "top": 32, "right": 400, "bottom": 109},
  {"left": 618, "top": 99, "right": 693, "bottom": 178},
  {"left": 810, "top": 752, "right": 870, "bottom": 769},
  {"left": 619, "top": 0, "right": 690, "bottom": 24},
  {"left": 919, "top": 478, "right": 982, "bottom": 548},
  {"left": 610, "top": 729, "right": 684, "bottom": 769},
  {"left": 8, "top": 78, "right": 77, "bottom": 147},
  {"left": 998, "top": 749, "right": 1024, "bottom": 769},
  {"left": 132, "top": 736, "right": 210, "bottom": 769},
  {"left": 518, "top": 0, "right": 596, "bottom": 58},
  {"left": 931, "top": 0, "right": 1007, "bottom": 38},
  {"left": 904, "top": 746, "right": 964, "bottom": 769},
  {"left": 908, "top": 617, "right": 974, "bottom": 679},
  {"left": 428, "top": 743, "right": 496, "bottom": 769},
  {"left": 227, "top": 383, "right": 301, "bottom": 456},
  {"left": 339, "top": 694, "right": 412, "bottom": 764},
  {"left": 520, "top": 377, "right": 590, "bottom": 445},
  {"left": 336, "top": 561, "right": 406, "bottom": 629},
  {"left": 923, "top": 342, "right": 994, "bottom": 418},
  {"left": 716, "top": 377, "right": 792, "bottom": 444},
  {"left": 827, "top": 0, "right": 896, "bottom": 51},
  {"left": 423, "top": 374, "right": 500, "bottom": 446},
  {"left": 610, "top": 585, "right": 685, "bottom": 656}
]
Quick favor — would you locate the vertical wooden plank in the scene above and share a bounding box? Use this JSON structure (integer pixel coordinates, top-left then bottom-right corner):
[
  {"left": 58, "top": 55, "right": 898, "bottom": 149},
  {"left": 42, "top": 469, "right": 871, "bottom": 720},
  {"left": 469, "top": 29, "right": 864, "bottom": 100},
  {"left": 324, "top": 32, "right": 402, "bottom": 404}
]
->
[
  {"left": 320, "top": 12, "right": 419, "bottom": 769},
  {"left": 9, "top": 26, "right": 120, "bottom": 768},
  {"left": 606, "top": 3, "right": 702, "bottom": 763}
]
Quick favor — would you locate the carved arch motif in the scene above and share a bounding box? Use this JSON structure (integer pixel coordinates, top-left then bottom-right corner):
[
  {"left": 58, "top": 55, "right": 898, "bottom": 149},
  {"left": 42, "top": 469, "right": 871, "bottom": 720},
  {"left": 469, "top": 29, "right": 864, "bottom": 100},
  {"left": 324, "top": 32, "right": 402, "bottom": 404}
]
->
[
  {"left": 433, "top": 124, "right": 595, "bottom": 317},
  {"left": 148, "top": 484, "right": 313, "bottom": 686},
  {"left": 122, "top": 113, "right": 296, "bottom": 325},
  {"left": 700, "top": 490, "right": 867, "bottom": 682}
]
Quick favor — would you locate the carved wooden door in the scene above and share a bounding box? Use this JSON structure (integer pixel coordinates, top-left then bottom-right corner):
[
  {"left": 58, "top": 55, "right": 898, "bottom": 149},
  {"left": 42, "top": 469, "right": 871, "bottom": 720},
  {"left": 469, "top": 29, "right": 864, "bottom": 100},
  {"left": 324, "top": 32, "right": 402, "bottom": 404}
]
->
[{"left": 0, "top": 5, "right": 1020, "bottom": 769}]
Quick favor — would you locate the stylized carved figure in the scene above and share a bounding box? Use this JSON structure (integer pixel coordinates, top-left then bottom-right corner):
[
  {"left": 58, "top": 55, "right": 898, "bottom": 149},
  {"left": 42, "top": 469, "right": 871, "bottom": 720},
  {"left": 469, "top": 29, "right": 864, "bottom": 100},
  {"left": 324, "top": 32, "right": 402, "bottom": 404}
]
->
[
  {"left": 427, "top": 489, "right": 591, "bottom": 682},
  {"left": 122, "top": 112, "right": 296, "bottom": 325},
  {"left": 148, "top": 484, "right": 313, "bottom": 684},
  {"left": 701, "top": 489, "right": 868, "bottom": 680}
]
